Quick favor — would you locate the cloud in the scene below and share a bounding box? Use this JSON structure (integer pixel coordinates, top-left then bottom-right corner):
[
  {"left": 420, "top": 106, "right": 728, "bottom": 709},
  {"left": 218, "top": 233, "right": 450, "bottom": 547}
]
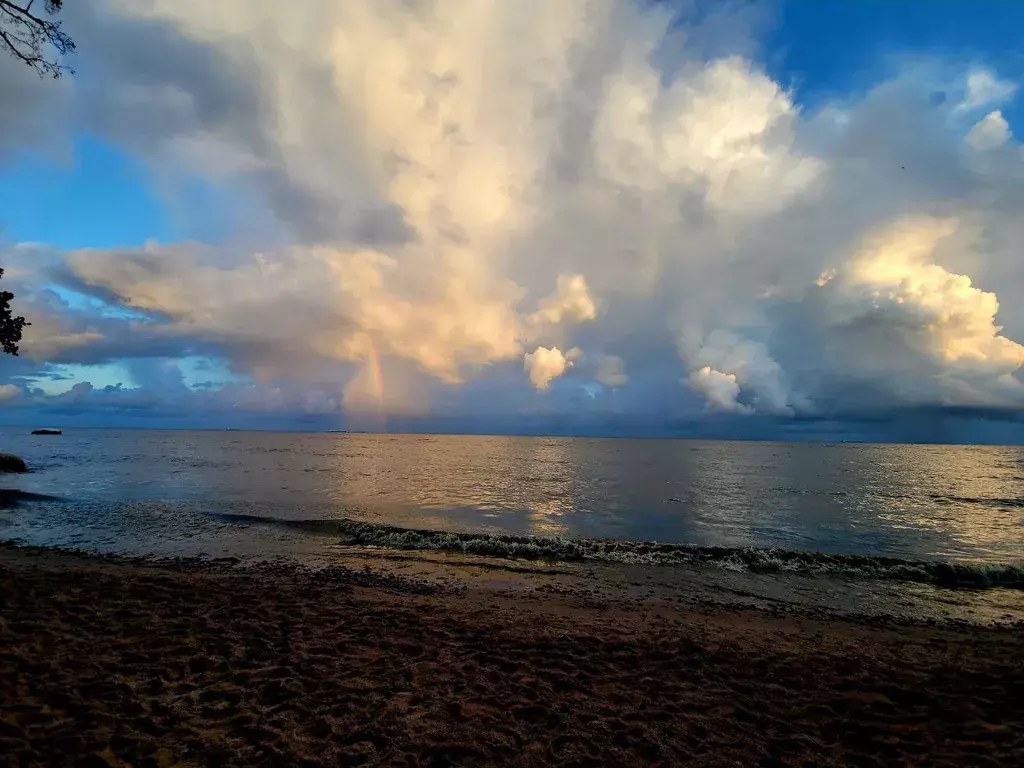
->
[
  {"left": 797, "top": 216, "right": 1024, "bottom": 408},
  {"left": 0, "top": 384, "right": 21, "bottom": 401},
  {"left": 55, "top": 242, "right": 596, "bottom": 386},
  {"left": 593, "top": 54, "right": 821, "bottom": 216},
  {"left": 959, "top": 69, "right": 1017, "bottom": 112},
  {"left": 527, "top": 274, "right": 598, "bottom": 328},
  {"left": 524, "top": 346, "right": 575, "bottom": 390},
  {"left": 0, "top": 54, "right": 70, "bottom": 157},
  {"left": 965, "top": 111, "right": 1011, "bottom": 150},
  {"left": 679, "top": 329, "right": 808, "bottom": 415},
  {"left": 3, "top": 0, "right": 1024, "bottom": 427},
  {"left": 688, "top": 366, "right": 750, "bottom": 413}
]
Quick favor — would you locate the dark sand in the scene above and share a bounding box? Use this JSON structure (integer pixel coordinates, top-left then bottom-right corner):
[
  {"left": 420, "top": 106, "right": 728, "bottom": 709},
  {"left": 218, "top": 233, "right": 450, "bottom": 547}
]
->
[{"left": 2, "top": 545, "right": 1023, "bottom": 767}]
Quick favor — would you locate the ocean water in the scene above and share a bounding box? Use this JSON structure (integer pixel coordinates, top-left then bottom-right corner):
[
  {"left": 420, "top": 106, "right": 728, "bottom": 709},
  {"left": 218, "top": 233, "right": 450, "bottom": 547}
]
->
[{"left": 2, "top": 428, "right": 1023, "bottom": 622}]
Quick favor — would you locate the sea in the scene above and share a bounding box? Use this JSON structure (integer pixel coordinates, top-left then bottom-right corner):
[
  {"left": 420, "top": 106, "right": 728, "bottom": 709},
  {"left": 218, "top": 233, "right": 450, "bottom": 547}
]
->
[{"left": 2, "top": 428, "right": 1023, "bottom": 624}]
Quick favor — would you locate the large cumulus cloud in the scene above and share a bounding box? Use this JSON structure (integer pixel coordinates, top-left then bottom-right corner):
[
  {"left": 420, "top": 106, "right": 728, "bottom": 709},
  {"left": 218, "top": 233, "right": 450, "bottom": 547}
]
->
[{"left": 3, "top": 0, "right": 1024, "bottom": 424}]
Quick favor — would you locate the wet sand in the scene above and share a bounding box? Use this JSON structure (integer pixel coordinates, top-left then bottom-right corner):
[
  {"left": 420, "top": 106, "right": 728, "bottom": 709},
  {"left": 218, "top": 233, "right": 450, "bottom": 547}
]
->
[{"left": 2, "top": 544, "right": 1023, "bottom": 767}]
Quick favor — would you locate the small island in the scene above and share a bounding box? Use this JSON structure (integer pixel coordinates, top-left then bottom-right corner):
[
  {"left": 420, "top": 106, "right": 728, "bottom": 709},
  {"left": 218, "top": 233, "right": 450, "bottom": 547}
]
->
[{"left": 31, "top": 429, "right": 62, "bottom": 436}]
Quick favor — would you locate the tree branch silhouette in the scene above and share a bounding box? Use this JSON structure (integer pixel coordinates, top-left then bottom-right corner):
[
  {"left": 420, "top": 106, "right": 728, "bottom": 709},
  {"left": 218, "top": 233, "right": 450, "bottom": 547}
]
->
[{"left": 0, "top": 0, "right": 74, "bottom": 78}]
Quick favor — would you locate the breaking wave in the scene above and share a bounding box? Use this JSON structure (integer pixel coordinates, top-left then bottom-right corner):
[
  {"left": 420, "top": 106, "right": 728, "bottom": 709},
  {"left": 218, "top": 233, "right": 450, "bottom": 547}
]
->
[{"left": 209, "top": 513, "right": 1024, "bottom": 590}]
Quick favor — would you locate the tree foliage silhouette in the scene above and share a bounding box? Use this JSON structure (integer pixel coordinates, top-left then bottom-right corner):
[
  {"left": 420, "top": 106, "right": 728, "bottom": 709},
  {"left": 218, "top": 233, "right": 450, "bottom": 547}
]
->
[{"left": 0, "top": 269, "right": 28, "bottom": 356}]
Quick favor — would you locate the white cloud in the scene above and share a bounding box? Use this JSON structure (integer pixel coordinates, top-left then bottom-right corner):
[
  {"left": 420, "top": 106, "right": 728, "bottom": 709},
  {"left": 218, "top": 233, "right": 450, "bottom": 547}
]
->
[
  {"left": 527, "top": 275, "right": 598, "bottom": 328},
  {"left": 959, "top": 69, "right": 1018, "bottom": 112},
  {"left": 593, "top": 55, "right": 821, "bottom": 216},
  {"left": 678, "top": 329, "right": 808, "bottom": 415},
  {"left": 965, "top": 110, "right": 1011, "bottom": 150},
  {"left": 688, "top": 367, "right": 750, "bottom": 413},
  {"left": 524, "top": 346, "right": 574, "bottom": 390},
  {"left": 807, "top": 216, "right": 1024, "bottom": 406},
  {"left": 0, "top": 384, "right": 21, "bottom": 401}
]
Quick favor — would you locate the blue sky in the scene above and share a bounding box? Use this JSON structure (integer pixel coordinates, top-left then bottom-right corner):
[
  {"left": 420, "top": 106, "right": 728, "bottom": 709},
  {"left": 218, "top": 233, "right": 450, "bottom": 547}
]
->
[
  {"left": 769, "top": 0, "right": 1024, "bottom": 105},
  {"left": 2, "top": 0, "right": 1023, "bottom": 440},
  {"left": 0, "top": 135, "right": 175, "bottom": 249}
]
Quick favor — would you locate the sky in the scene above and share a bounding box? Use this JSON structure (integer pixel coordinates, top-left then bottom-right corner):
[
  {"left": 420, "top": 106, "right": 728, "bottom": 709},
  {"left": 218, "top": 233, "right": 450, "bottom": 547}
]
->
[{"left": 2, "top": 0, "right": 1024, "bottom": 442}]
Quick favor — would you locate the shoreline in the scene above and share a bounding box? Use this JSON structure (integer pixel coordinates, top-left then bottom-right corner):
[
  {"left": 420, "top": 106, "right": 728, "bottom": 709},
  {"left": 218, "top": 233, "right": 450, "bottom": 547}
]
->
[{"left": 3, "top": 543, "right": 1024, "bottom": 766}]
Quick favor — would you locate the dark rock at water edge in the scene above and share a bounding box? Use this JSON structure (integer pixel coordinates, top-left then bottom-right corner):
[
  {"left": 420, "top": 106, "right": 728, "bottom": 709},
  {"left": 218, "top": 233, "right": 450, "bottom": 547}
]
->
[
  {"left": 31, "top": 428, "right": 61, "bottom": 435},
  {"left": 0, "top": 453, "right": 28, "bottom": 473}
]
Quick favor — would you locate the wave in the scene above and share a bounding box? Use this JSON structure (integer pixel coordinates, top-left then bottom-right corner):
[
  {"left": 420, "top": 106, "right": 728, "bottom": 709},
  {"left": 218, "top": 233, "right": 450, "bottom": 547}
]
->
[
  {"left": 928, "top": 494, "right": 1024, "bottom": 509},
  {"left": 207, "top": 513, "right": 1024, "bottom": 590}
]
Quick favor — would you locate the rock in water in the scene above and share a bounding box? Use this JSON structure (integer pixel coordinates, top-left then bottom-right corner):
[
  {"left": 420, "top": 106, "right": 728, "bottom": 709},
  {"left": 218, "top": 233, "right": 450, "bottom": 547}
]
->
[
  {"left": 0, "top": 453, "right": 28, "bottom": 473},
  {"left": 31, "top": 428, "right": 62, "bottom": 435}
]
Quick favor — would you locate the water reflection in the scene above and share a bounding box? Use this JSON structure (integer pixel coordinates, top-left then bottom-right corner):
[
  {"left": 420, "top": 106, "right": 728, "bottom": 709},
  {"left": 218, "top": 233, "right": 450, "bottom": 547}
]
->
[
  {"left": 1, "top": 429, "right": 1022, "bottom": 564},
  {"left": 313, "top": 435, "right": 576, "bottom": 535},
  {"left": 864, "top": 444, "right": 1024, "bottom": 559}
]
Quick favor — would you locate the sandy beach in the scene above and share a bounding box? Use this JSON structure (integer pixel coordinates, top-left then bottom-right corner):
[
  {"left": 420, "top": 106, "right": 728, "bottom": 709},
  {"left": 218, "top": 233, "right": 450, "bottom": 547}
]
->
[{"left": 2, "top": 544, "right": 1023, "bottom": 767}]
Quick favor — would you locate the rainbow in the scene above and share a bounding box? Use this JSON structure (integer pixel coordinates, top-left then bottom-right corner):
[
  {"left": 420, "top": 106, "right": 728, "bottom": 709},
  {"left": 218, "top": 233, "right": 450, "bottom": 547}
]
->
[{"left": 363, "top": 340, "right": 387, "bottom": 429}]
